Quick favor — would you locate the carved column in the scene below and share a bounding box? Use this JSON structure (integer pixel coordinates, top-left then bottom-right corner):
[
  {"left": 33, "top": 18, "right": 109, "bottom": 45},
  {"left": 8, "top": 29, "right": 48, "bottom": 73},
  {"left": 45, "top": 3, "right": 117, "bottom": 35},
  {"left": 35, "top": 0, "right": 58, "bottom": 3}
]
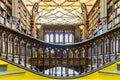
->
[
  {"left": 0, "top": 30, "right": 3, "bottom": 56},
  {"left": 108, "top": 35, "right": 111, "bottom": 62},
  {"left": 100, "top": 0, "right": 107, "bottom": 31},
  {"left": 5, "top": 32, "right": 9, "bottom": 59},
  {"left": 12, "top": 0, "right": 19, "bottom": 29},
  {"left": 81, "top": 3, "right": 89, "bottom": 39},
  {"left": 84, "top": 45, "right": 89, "bottom": 72},
  {"left": 102, "top": 38, "right": 105, "bottom": 64},
  {"left": 31, "top": 3, "right": 39, "bottom": 37},
  {"left": 78, "top": 47, "right": 82, "bottom": 74},
  {"left": 18, "top": 38, "right": 21, "bottom": 64},
  {"left": 95, "top": 40, "right": 99, "bottom": 67},
  {"left": 90, "top": 43, "right": 93, "bottom": 70},
  {"left": 114, "top": 32, "right": 117, "bottom": 59},
  {"left": 24, "top": 39, "right": 27, "bottom": 67},
  {"left": 30, "top": 42, "right": 33, "bottom": 69},
  {"left": 11, "top": 34, "right": 15, "bottom": 61}
]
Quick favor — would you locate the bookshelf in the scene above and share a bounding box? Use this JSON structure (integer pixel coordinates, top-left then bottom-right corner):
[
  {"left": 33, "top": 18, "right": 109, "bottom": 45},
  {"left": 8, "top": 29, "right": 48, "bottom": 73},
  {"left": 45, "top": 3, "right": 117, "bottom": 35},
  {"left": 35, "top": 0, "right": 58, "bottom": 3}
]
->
[
  {"left": 0, "top": 0, "right": 6, "bottom": 24},
  {"left": 18, "top": 0, "right": 31, "bottom": 35},
  {"left": 0, "top": 0, "right": 31, "bottom": 36},
  {"left": 107, "top": 0, "right": 120, "bottom": 29},
  {"left": 88, "top": 0, "right": 120, "bottom": 38},
  {"left": 6, "top": 0, "right": 12, "bottom": 28},
  {"left": 88, "top": 0, "right": 100, "bottom": 38}
]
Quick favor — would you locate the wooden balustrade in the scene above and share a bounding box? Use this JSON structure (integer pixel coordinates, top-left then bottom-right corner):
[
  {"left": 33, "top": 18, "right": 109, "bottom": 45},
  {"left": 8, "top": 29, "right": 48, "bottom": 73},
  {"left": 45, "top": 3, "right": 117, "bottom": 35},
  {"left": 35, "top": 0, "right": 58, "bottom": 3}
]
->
[{"left": 0, "top": 23, "right": 120, "bottom": 78}]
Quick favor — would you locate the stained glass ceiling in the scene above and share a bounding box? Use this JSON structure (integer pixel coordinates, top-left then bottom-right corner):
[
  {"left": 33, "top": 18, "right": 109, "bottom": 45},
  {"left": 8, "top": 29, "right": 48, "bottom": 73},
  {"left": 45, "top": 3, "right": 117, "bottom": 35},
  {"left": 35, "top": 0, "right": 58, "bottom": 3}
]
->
[{"left": 22, "top": 0, "right": 97, "bottom": 25}]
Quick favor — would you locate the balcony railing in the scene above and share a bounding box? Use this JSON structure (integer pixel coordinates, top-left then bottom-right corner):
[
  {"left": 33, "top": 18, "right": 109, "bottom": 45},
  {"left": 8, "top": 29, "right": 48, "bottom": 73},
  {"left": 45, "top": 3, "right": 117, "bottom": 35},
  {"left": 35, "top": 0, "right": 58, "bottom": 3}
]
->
[{"left": 0, "top": 22, "right": 120, "bottom": 78}]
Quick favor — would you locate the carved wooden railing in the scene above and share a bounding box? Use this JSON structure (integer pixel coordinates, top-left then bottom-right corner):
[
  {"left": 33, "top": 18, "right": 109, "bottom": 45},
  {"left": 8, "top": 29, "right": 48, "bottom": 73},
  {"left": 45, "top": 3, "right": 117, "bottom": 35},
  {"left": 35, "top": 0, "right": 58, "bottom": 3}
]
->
[{"left": 0, "top": 23, "right": 120, "bottom": 78}]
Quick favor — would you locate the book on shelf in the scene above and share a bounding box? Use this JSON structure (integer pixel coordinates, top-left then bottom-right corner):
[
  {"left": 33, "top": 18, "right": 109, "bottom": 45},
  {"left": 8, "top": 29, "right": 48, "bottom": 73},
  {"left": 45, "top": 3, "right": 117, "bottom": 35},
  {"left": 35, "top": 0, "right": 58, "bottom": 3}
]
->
[
  {"left": 0, "top": 16, "right": 4, "bottom": 24},
  {"left": 0, "top": 1, "right": 5, "bottom": 10},
  {"left": 108, "top": 21, "right": 112, "bottom": 29},
  {"left": 102, "top": 25, "right": 107, "bottom": 33}
]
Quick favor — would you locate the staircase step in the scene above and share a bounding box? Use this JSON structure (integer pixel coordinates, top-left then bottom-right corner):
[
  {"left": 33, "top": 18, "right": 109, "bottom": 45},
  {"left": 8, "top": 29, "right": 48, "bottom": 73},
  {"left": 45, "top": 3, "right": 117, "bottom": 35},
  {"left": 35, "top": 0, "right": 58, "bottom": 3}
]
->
[
  {"left": 0, "top": 64, "right": 7, "bottom": 72},
  {"left": 99, "top": 70, "right": 120, "bottom": 74},
  {"left": 116, "top": 62, "right": 120, "bottom": 71},
  {"left": 0, "top": 71, "right": 25, "bottom": 76}
]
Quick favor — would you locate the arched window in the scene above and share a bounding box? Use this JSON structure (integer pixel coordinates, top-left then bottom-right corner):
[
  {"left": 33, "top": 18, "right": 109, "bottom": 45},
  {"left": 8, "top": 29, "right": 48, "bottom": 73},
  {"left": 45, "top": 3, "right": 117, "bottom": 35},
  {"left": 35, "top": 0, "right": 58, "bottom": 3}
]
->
[
  {"left": 60, "top": 34, "right": 63, "bottom": 43},
  {"left": 50, "top": 34, "right": 54, "bottom": 43},
  {"left": 45, "top": 34, "right": 49, "bottom": 42},
  {"left": 69, "top": 33, "right": 73, "bottom": 43},
  {"left": 44, "top": 30, "right": 74, "bottom": 44},
  {"left": 65, "top": 34, "right": 68, "bottom": 43},
  {"left": 55, "top": 34, "right": 59, "bottom": 43}
]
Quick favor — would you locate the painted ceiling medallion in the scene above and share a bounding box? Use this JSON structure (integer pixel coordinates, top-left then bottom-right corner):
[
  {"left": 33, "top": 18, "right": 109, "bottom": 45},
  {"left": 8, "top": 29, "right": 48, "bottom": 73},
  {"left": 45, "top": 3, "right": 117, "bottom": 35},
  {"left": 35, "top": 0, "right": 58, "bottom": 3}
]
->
[{"left": 53, "top": 0, "right": 66, "bottom": 4}]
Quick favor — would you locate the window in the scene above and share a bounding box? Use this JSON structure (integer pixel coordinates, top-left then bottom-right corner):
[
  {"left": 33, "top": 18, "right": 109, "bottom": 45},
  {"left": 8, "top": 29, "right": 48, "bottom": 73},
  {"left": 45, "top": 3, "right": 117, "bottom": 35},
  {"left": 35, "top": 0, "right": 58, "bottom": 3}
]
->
[
  {"left": 65, "top": 34, "right": 68, "bottom": 43},
  {"left": 45, "top": 34, "right": 49, "bottom": 42},
  {"left": 44, "top": 30, "right": 74, "bottom": 44},
  {"left": 60, "top": 34, "right": 63, "bottom": 43},
  {"left": 50, "top": 34, "right": 54, "bottom": 42},
  {"left": 55, "top": 34, "right": 59, "bottom": 43},
  {"left": 69, "top": 34, "right": 73, "bottom": 43}
]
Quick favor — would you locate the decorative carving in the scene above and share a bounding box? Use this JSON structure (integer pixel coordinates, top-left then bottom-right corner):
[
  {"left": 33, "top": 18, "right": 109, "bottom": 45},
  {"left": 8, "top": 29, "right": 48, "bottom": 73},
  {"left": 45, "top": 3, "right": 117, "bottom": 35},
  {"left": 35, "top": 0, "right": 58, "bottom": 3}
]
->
[
  {"left": 81, "top": 3, "right": 88, "bottom": 23},
  {"left": 32, "top": 2, "right": 39, "bottom": 14},
  {"left": 31, "top": 2, "right": 39, "bottom": 37}
]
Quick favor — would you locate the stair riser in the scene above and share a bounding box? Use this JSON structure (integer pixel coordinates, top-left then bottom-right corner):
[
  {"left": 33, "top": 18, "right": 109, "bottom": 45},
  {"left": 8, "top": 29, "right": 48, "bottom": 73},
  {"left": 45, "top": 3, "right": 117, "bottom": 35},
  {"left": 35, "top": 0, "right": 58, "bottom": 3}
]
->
[
  {"left": 0, "top": 65, "right": 7, "bottom": 71},
  {"left": 117, "top": 64, "right": 120, "bottom": 71}
]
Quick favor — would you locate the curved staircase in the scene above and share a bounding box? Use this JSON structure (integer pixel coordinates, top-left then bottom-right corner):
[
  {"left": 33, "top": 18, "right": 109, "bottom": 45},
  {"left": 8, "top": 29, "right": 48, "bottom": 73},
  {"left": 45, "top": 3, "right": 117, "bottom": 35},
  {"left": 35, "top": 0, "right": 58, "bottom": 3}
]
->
[
  {"left": 1, "top": 59, "right": 120, "bottom": 80},
  {"left": 0, "top": 23, "right": 120, "bottom": 79}
]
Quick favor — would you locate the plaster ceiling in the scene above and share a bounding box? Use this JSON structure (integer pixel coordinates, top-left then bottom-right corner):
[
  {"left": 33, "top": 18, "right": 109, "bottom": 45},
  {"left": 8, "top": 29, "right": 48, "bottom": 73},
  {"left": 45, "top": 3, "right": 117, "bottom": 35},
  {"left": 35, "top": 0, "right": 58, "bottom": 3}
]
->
[{"left": 22, "top": 0, "right": 97, "bottom": 25}]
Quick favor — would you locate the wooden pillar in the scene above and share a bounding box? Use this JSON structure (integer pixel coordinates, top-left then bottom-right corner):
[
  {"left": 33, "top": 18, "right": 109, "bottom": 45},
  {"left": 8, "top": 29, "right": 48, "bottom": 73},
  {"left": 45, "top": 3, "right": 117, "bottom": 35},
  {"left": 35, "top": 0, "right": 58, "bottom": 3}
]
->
[
  {"left": 108, "top": 35, "right": 111, "bottom": 62},
  {"left": 18, "top": 38, "right": 21, "bottom": 64},
  {"left": 100, "top": 0, "right": 107, "bottom": 30},
  {"left": 48, "top": 47, "right": 51, "bottom": 75},
  {"left": 31, "top": 3, "right": 39, "bottom": 38},
  {"left": 96, "top": 40, "right": 99, "bottom": 67},
  {"left": 118, "top": 33, "right": 120, "bottom": 53},
  {"left": 30, "top": 42, "right": 33, "bottom": 69},
  {"left": 114, "top": 32, "right": 117, "bottom": 59},
  {"left": 78, "top": 47, "right": 81, "bottom": 74},
  {"left": 84, "top": 45, "right": 89, "bottom": 72},
  {"left": 5, "top": 32, "right": 9, "bottom": 59},
  {"left": 12, "top": 0, "right": 19, "bottom": 29},
  {"left": 90, "top": 43, "right": 93, "bottom": 70},
  {"left": 11, "top": 34, "right": 15, "bottom": 61},
  {"left": 102, "top": 38, "right": 105, "bottom": 64},
  {"left": 36, "top": 44, "right": 39, "bottom": 72},
  {"left": 54, "top": 48, "right": 57, "bottom": 76},
  {"left": 72, "top": 48, "right": 75, "bottom": 76},
  {"left": 0, "top": 30, "right": 3, "bottom": 56},
  {"left": 24, "top": 39, "right": 27, "bottom": 67},
  {"left": 85, "top": 21, "right": 89, "bottom": 39},
  {"left": 66, "top": 48, "right": 69, "bottom": 76},
  {"left": 60, "top": 48, "right": 63, "bottom": 76}
]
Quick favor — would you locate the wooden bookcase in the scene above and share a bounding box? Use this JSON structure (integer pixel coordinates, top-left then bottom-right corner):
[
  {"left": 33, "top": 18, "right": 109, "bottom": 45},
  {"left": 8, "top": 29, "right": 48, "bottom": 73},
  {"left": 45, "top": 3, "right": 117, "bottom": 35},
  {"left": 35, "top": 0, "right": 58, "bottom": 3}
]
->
[
  {"left": 88, "top": 0, "right": 100, "bottom": 38},
  {"left": 6, "top": 0, "right": 12, "bottom": 28},
  {"left": 0, "top": 0, "right": 6, "bottom": 24},
  {"left": 107, "top": 0, "right": 120, "bottom": 29},
  {"left": 18, "top": 0, "right": 31, "bottom": 35},
  {"left": 0, "top": 0, "right": 31, "bottom": 35},
  {"left": 88, "top": 0, "right": 120, "bottom": 38}
]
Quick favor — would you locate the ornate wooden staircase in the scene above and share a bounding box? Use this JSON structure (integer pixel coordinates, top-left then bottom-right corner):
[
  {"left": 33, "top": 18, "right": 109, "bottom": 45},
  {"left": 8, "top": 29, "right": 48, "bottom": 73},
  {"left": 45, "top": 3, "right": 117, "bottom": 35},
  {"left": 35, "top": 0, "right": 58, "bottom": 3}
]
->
[{"left": 0, "top": 22, "right": 120, "bottom": 79}]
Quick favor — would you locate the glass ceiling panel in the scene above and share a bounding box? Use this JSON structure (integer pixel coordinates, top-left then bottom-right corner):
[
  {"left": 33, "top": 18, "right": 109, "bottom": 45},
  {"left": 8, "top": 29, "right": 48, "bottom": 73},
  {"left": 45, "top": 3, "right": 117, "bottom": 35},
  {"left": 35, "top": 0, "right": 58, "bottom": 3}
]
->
[{"left": 22, "top": 0, "right": 97, "bottom": 25}]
